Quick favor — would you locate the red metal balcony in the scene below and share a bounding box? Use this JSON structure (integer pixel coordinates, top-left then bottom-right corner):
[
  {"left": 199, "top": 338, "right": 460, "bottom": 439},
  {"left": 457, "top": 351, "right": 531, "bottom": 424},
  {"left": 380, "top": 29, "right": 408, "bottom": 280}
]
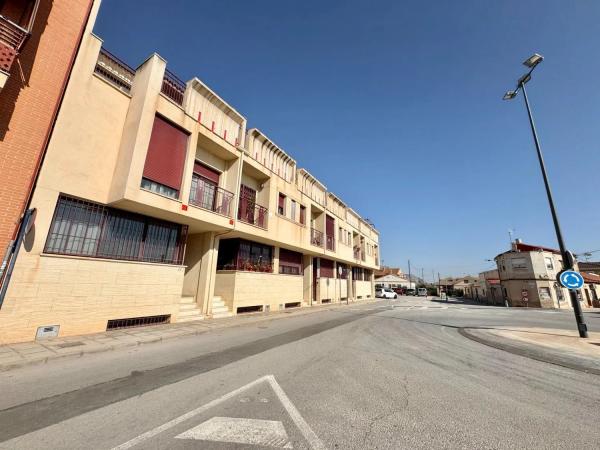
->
[
  {"left": 326, "top": 234, "right": 335, "bottom": 251},
  {"left": 161, "top": 68, "right": 185, "bottom": 105},
  {"left": 238, "top": 201, "right": 268, "bottom": 230},
  {"left": 189, "top": 176, "right": 234, "bottom": 217},
  {"left": 0, "top": 15, "right": 28, "bottom": 74}
]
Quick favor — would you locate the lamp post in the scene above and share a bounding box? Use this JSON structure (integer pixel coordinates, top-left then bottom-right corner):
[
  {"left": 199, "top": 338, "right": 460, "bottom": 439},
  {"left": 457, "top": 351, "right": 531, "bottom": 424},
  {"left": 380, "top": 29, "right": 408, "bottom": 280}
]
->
[{"left": 503, "top": 53, "right": 588, "bottom": 338}]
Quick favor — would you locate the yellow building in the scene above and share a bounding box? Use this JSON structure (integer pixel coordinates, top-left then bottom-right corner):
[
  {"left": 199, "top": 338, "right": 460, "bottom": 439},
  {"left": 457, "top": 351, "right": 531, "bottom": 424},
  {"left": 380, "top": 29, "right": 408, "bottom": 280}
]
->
[{"left": 0, "top": 8, "right": 380, "bottom": 343}]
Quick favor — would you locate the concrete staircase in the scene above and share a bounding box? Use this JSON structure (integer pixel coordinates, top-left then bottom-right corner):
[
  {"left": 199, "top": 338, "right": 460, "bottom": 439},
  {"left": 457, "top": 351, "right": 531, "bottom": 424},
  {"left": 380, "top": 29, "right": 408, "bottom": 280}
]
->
[
  {"left": 177, "top": 296, "right": 204, "bottom": 323},
  {"left": 211, "top": 296, "right": 233, "bottom": 319}
]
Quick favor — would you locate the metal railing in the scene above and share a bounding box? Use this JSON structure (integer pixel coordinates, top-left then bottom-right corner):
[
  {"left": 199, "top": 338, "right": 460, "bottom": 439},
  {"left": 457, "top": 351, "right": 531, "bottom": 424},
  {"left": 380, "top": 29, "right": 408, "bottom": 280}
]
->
[
  {"left": 353, "top": 247, "right": 361, "bottom": 259},
  {"left": 238, "top": 202, "right": 268, "bottom": 229},
  {"left": 161, "top": 68, "right": 185, "bottom": 105},
  {"left": 94, "top": 48, "right": 135, "bottom": 93},
  {"left": 0, "top": 15, "right": 28, "bottom": 51},
  {"left": 189, "top": 176, "right": 234, "bottom": 217},
  {"left": 311, "top": 228, "right": 324, "bottom": 248},
  {"left": 326, "top": 234, "right": 335, "bottom": 251}
]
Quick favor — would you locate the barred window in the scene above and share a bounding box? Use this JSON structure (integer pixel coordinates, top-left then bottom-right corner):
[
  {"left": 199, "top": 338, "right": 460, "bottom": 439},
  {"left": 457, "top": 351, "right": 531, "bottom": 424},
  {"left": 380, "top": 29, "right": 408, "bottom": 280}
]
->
[
  {"left": 279, "top": 248, "right": 303, "bottom": 275},
  {"left": 216, "top": 238, "right": 273, "bottom": 272},
  {"left": 44, "top": 195, "right": 187, "bottom": 264}
]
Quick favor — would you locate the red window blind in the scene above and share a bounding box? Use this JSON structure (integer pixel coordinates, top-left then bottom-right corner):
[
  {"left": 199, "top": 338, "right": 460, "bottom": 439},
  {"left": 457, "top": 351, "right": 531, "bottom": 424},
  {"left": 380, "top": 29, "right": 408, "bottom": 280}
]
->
[
  {"left": 326, "top": 215, "right": 335, "bottom": 236},
  {"left": 143, "top": 116, "right": 189, "bottom": 191},
  {"left": 279, "top": 248, "right": 303, "bottom": 275},
  {"left": 278, "top": 193, "right": 286, "bottom": 215},
  {"left": 194, "top": 161, "right": 220, "bottom": 184},
  {"left": 320, "top": 258, "right": 334, "bottom": 278},
  {"left": 299, "top": 205, "right": 306, "bottom": 225}
]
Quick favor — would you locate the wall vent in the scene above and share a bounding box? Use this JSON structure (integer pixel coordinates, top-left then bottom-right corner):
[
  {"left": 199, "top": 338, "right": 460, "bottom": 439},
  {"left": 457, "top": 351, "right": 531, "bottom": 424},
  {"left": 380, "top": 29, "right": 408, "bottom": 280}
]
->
[{"left": 107, "top": 315, "right": 170, "bottom": 330}]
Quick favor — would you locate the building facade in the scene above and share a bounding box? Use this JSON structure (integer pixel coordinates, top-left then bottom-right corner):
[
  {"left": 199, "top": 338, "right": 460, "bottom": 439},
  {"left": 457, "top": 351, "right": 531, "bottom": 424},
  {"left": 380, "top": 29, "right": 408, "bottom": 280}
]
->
[
  {"left": 0, "top": 18, "right": 380, "bottom": 343},
  {"left": 495, "top": 241, "right": 587, "bottom": 309},
  {"left": 0, "top": 0, "right": 95, "bottom": 268}
]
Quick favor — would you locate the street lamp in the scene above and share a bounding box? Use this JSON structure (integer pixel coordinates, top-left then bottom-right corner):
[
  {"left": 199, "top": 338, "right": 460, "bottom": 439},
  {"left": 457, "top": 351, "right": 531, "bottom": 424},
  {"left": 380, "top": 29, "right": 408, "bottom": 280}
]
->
[{"left": 503, "top": 53, "right": 588, "bottom": 338}]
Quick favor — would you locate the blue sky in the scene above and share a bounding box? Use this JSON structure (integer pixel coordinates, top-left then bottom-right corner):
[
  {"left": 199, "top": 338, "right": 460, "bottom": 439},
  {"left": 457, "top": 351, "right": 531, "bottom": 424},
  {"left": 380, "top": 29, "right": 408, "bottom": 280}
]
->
[{"left": 95, "top": 0, "right": 600, "bottom": 280}]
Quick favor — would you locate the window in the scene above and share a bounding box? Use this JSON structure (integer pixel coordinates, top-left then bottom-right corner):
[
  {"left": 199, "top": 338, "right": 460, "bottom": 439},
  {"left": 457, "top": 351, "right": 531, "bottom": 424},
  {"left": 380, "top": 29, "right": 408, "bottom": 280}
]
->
[
  {"left": 539, "top": 287, "right": 552, "bottom": 301},
  {"left": 189, "top": 162, "right": 220, "bottom": 211},
  {"left": 352, "top": 267, "right": 364, "bottom": 281},
  {"left": 339, "top": 227, "right": 344, "bottom": 243},
  {"left": 44, "top": 195, "right": 187, "bottom": 264},
  {"left": 141, "top": 116, "right": 189, "bottom": 199},
  {"left": 279, "top": 248, "right": 303, "bottom": 275},
  {"left": 290, "top": 200, "right": 297, "bottom": 221},
  {"left": 511, "top": 257, "right": 527, "bottom": 269},
  {"left": 299, "top": 205, "right": 306, "bottom": 225},
  {"left": 278, "top": 193, "right": 286, "bottom": 215},
  {"left": 338, "top": 263, "right": 348, "bottom": 279},
  {"left": 544, "top": 256, "right": 554, "bottom": 270},
  {"left": 348, "top": 231, "right": 352, "bottom": 244},
  {"left": 320, "top": 258, "right": 334, "bottom": 278},
  {"left": 216, "top": 239, "right": 273, "bottom": 272},
  {"left": 325, "top": 215, "right": 335, "bottom": 251}
]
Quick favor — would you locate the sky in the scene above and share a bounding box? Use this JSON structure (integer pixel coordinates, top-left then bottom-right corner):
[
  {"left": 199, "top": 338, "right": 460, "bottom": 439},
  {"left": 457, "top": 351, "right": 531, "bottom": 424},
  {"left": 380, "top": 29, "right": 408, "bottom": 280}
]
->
[{"left": 94, "top": 0, "right": 600, "bottom": 281}]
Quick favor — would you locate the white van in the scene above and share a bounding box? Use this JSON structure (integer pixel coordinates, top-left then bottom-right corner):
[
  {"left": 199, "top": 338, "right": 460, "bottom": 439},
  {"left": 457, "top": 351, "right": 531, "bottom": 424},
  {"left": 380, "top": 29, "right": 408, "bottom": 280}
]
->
[{"left": 417, "top": 288, "right": 428, "bottom": 297}]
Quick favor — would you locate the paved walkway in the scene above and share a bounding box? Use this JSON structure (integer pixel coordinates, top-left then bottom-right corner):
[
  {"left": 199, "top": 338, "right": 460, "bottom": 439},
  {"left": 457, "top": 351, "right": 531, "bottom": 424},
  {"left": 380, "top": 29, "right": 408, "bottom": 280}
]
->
[
  {"left": 0, "top": 299, "right": 381, "bottom": 371},
  {"left": 461, "top": 326, "right": 600, "bottom": 375}
]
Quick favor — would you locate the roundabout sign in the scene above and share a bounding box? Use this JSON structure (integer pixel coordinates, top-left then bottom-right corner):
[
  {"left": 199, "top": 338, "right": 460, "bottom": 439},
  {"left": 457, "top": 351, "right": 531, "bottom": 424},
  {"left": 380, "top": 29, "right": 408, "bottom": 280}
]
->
[{"left": 558, "top": 270, "right": 584, "bottom": 290}]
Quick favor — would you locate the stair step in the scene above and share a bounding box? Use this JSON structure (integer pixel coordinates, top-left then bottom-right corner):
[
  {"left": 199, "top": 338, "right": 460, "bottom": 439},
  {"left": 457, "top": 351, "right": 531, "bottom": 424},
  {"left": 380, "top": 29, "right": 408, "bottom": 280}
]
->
[
  {"left": 212, "top": 300, "right": 225, "bottom": 307},
  {"left": 212, "top": 305, "right": 229, "bottom": 312},
  {"left": 179, "top": 303, "right": 199, "bottom": 311},
  {"left": 213, "top": 296, "right": 223, "bottom": 302},
  {"left": 178, "top": 309, "right": 203, "bottom": 318},
  {"left": 180, "top": 296, "right": 195, "bottom": 304},
  {"left": 177, "top": 315, "right": 205, "bottom": 323},
  {"left": 212, "top": 312, "right": 234, "bottom": 319}
]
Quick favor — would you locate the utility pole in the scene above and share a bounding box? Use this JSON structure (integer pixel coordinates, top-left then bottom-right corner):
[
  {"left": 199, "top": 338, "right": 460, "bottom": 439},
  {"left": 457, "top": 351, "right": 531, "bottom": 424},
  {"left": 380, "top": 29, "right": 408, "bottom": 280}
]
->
[
  {"left": 408, "top": 259, "right": 412, "bottom": 291},
  {"left": 421, "top": 268, "right": 424, "bottom": 286},
  {"left": 503, "top": 53, "right": 587, "bottom": 337}
]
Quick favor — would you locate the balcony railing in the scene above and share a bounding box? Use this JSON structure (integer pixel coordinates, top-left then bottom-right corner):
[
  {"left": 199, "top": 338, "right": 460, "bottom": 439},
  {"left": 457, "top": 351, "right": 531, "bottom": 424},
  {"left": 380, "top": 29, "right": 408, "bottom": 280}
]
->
[
  {"left": 161, "top": 68, "right": 185, "bottom": 105},
  {"left": 238, "top": 202, "right": 268, "bottom": 229},
  {"left": 311, "top": 228, "right": 324, "bottom": 248},
  {"left": 0, "top": 15, "right": 28, "bottom": 74},
  {"left": 94, "top": 48, "right": 135, "bottom": 93},
  {"left": 326, "top": 234, "right": 335, "bottom": 251},
  {"left": 189, "top": 177, "right": 234, "bottom": 217},
  {"left": 353, "top": 247, "right": 361, "bottom": 259},
  {"left": 0, "top": 15, "right": 28, "bottom": 51}
]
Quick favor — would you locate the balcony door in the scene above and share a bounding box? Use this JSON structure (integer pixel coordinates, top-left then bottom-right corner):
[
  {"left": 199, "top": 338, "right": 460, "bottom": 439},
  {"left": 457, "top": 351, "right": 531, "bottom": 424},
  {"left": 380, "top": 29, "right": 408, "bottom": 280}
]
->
[
  {"left": 190, "top": 162, "right": 220, "bottom": 212},
  {"left": 238, "top": 184, "right": 257, "bottom": 224}
]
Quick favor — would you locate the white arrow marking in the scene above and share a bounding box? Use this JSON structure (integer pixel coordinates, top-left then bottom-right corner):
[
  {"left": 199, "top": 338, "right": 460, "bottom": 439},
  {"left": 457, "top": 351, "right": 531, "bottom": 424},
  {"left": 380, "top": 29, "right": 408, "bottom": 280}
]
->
[
  {"left": 111, "top": 375, "right": 325, "bottom": 450},
  {"left": 176, "top": 417, "right": 292, "bottom": 448}
]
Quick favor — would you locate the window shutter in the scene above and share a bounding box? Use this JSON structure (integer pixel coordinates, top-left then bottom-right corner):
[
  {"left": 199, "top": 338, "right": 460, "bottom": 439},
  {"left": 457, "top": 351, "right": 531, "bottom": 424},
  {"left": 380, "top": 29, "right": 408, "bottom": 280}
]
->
[
  {"left": 143, "top": 116, "right": 189, "bottom": 191},
  {"left": 194, "top": 161, "right": 220, "bottom": 184},
  {"left": 326, "top": 215, "right": 335, "bottom": 235},
  {"left": 320, "top": 258, "right": 334, "bottom": 278}
]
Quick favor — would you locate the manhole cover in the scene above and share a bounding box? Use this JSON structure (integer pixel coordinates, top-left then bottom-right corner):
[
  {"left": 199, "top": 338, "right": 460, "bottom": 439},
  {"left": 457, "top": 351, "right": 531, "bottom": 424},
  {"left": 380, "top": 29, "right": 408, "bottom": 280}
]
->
[{"left": 56, "top": 341, "right": 84, "bottom": 348}]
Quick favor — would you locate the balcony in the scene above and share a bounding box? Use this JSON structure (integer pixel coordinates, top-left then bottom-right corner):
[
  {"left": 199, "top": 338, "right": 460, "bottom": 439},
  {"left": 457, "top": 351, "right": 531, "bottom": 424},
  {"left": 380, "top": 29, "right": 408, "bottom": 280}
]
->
[
  {"left": 161, "top": 68, "right": 185, "bottom": 106},
  {"left": 311, "top": 228, "right": 324, "bottom": 248},
  {"left": 189, "top": 176, "right": 234, "bottom": 217},
  {"left": 0, "top": 15, "right": 28, "bottom": 77},
  {"left": 238, "top": 201, "right": 268, "bottom": 230},
  {"left": 94, "top": 48, "right": 135, "bottom": 94},
  {"left": 326, "top": 234, "right": 335, "bottom": 251},
  {"left": 353, "top": 247, "right": 361, "bottom": 260}
]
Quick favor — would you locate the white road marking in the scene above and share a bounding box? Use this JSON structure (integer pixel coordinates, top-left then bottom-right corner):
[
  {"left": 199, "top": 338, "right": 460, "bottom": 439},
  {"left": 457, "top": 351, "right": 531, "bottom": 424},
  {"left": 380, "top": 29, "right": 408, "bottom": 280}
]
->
[
  {"left": 175, "top": 417, "right": 292, "bottom": 448},
  {"left": 111, "top": 374, "right": 325, "bottom": 450}
]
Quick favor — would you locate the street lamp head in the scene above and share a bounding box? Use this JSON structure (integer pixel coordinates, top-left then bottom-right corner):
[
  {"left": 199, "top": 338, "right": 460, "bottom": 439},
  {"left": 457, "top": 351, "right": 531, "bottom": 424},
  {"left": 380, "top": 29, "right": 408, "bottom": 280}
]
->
[
  {"left": 503, "top": 90, "right": 517, "bottom": 100},
  {"left": 523, "top": 53, "right": 544, "bottom": 68}
]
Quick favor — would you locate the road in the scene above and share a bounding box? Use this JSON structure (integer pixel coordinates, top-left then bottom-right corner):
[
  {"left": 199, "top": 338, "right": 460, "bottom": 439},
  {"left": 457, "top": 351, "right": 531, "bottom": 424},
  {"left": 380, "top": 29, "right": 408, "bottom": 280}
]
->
[{"left": 1, "top": 297, "right": 599, "bottom": 449}]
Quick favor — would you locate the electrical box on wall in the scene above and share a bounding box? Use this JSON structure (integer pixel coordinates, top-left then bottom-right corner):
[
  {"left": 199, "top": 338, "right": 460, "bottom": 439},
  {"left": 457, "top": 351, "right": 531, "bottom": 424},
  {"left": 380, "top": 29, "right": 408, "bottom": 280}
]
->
[{"left": 36, "top": 325, "right": 60, "bottom": 340}]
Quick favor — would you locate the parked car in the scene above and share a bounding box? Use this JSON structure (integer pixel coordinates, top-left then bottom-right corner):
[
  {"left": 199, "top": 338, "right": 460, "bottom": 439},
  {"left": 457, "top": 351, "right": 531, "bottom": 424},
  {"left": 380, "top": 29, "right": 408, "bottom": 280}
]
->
[
  {"left": 417, "top": 287, "right": 428, "bottom": 296},
  {"left": 376, "top": 288, "right": 398, "bottom": 299},
  {"left": 393, "top": 287, "right": 404, "bottom": 295},
  {"left": 405, "top": 289, "right": 416, "bottom": 296}
]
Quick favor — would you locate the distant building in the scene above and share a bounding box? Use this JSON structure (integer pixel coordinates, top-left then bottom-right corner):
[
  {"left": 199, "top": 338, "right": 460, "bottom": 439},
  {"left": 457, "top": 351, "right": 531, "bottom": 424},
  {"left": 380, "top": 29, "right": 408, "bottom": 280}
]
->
[
  {"left": 578, "top": 261, "right": 600, "bottom": 276},
  {"left": 375, "top": 274, "right": 415, "bottom": 290},
  {"left": 464, "top": 270, "right": 502, "bottom": 305},
  {"left": 494, "top": 241, "right": 594, "bottom": 309},
  {"left": 438, "top": 276, "right": 477, "bottom": 296}
]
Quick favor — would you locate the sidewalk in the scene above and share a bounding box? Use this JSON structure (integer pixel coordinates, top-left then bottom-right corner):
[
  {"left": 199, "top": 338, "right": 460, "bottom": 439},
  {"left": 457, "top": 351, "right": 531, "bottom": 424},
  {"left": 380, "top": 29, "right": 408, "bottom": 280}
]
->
[
  {"left": 460, "top": 326, "right": 600, "bottom": 375},
  {"left": 0, "top": 299, "right": 382, "bottom": 372}
]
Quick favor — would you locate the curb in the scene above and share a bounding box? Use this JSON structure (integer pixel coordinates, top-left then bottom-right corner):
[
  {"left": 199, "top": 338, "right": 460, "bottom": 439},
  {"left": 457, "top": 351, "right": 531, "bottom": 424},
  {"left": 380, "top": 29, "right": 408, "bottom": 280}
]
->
[
  {"left": 0, "top": 298, "right": 384, "bottom": 372},
  {"left": 458, "top": 327, "right": 600, "bottom": 376}
]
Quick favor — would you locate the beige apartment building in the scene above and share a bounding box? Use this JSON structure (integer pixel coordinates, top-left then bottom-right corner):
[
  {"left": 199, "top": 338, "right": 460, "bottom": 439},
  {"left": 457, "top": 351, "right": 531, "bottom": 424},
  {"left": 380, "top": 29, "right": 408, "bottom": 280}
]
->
[
  {"left": 495, "top": 241, "right": 588, "bottom": 309},
  {"left": 0, "top": 8, "right": 380, "bottom": 343}
]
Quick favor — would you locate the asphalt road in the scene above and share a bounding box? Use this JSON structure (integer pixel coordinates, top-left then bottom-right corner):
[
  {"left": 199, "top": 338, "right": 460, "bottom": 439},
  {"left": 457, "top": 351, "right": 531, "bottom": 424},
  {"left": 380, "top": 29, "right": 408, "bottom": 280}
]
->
[{"left": 1, "top": 297, "right": 599, "bottom": 449}]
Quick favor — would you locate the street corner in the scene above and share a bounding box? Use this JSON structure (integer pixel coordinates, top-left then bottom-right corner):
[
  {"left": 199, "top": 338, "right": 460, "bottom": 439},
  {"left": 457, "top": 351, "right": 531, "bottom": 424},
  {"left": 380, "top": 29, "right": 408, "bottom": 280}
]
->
[
  {"left": 459, "top": 327, "right": 600, "bottom": 375},
  {"left": 111, "top": 375, "right": 325, "bottom": 450}
]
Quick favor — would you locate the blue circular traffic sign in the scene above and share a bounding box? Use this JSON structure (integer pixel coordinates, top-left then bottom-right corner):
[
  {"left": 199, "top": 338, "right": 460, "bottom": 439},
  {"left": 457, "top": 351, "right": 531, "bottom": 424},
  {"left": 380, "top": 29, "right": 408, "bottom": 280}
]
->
[{"left": 558, "top": 270, "right": 584, "bottom": 289}]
